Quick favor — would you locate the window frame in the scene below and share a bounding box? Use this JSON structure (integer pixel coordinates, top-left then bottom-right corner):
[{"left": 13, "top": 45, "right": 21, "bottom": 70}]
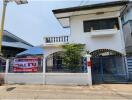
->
[{"left": 83, "top": 17, "right": 120, "bottom": 33}]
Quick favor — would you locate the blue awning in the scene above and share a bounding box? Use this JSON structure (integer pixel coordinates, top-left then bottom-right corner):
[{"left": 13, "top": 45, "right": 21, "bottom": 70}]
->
[{"left": 17, "top": 47, "right": 43, "bottom": 56}]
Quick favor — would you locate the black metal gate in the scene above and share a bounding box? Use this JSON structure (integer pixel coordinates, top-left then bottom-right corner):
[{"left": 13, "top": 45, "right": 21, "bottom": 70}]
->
[{"left": 91, "top": 56, "right": 128, "bottom": 84}]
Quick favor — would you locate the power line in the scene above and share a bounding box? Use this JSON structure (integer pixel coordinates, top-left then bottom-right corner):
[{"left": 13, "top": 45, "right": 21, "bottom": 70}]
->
[
  {"left": 78, "top": 0, "right": 86, "bottom": 6},
  {"left": 79, "top": 0, "right": 90, "bottom": 6},
  {"left": 84, "top": 0, "right": 90, "bottom": 5},
  {"left": 70, "top": 0, "right": 89, "bottom": 17}
]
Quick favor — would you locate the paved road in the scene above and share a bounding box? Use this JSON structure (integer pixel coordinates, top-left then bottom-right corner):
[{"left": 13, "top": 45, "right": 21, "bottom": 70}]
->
[{"left": 0, "top": 84, "right": 132, "bottom": 99}]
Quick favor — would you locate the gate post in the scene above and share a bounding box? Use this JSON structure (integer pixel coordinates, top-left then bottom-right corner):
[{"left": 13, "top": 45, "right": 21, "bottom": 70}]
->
[
  {"left": 43, "top": 57, "right": 46, "bottom": 85},
  {"left": 85, "top": 54, "right": 92, "bottom": 86},
  {"left": 5, "top": 59, "right": 9, "bottom": 73},
  {"left": 5, "top": 59, "right": 9, "bottom": 83}
]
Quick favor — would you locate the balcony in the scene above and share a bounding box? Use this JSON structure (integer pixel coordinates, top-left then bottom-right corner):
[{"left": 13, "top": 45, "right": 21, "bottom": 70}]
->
[
  {"left": 90, "top": 29, "right": 120, "bottom": 37},
  {"left": 44, "top": 36, "right": 69, "bottom": 46}
]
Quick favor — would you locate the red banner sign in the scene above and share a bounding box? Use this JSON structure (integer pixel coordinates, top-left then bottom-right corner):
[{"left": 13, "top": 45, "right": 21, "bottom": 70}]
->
[{"left": 13, "top": 58, "right": 39, "bottom": 72}]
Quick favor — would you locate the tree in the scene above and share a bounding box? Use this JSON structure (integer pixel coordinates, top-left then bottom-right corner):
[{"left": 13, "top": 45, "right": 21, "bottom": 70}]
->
[{"left": 62, "top": 44, "right": 85, "bottom": 73}]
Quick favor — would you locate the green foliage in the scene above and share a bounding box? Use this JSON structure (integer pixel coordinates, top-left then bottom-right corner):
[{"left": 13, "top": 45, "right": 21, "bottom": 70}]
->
[{"left": 62, "top": 44, "right": 85, "bottom": 72}]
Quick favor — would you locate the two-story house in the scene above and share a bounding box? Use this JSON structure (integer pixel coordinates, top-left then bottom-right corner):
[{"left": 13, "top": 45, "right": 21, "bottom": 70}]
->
[
  {"left": 5, "top": 1, "right": 132, "bottom": 85},
  {"left": 43, "top": 1, "right": 132, "bottom": 84}
]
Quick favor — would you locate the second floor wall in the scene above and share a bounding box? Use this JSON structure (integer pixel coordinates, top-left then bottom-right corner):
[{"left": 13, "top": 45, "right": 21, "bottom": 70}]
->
[
  {"left": 44, "top": 12, "right": 125, "bottom": 54},
  {"left": 45, "top": 3, "right": 127, "bottom": 55},
  {"left": 69, "top": 11, "right": 125, "bottom": 54}
]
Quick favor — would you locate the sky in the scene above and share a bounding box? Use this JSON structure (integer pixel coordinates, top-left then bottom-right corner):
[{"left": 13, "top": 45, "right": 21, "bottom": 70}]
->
[{"left": 0, "top": 0, "right": 126, "bottom": 46}]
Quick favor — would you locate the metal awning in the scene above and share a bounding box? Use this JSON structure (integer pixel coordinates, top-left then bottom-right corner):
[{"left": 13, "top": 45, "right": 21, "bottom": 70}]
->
[{"left": 17, "top": 47, "right": 43, "bottom": 56}]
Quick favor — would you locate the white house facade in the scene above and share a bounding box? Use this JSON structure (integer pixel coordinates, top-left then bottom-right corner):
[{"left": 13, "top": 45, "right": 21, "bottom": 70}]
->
[
  {"left": 43, "top": 1, "right": 131, "bottom": 84},
  {"left": 44, "top": 1, "right": 129, "bottom": 55}
]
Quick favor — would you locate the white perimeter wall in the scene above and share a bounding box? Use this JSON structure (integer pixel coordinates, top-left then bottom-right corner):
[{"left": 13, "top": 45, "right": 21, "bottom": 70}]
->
[
  {"left": 5, "top": 54, "right": 92, "bottom": 85},
  {"left": 69, "top": 11, "right": 125, "bottom": 54},
  {"left": 45, "top": 73, "right": 89, "bottom": 85},
  {"left": 5, "top": 73, "right": 90, "bottom": 85},
  {"left": 5, "top": 73, "right": 44, "bottom": 84}
]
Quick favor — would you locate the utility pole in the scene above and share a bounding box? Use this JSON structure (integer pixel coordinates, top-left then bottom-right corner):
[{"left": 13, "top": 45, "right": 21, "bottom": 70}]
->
[
  {"left": 0, "top": 0, "right": 28, "bottom": 56},
  {"left": 0, "top": 0, "right": 7, "bottom": 56}
]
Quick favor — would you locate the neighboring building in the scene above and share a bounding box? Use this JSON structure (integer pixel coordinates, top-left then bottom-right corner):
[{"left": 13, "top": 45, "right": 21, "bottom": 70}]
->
[
  {"left": 122, "top": 2, "right": 132, "bottom": 54},
  {"left": 43, "top": 1, "right": 131, "bottom": 84},
  {"left": 121, "top": 2, "right": 132, "bottom": 80},
  {"left": 2, "top": 30, "right": 33, "bottom": 58}
]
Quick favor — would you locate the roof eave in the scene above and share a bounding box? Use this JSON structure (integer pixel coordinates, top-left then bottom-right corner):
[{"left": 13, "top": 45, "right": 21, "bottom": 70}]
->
[{"left": 53, "top": 1, "right": 129, "bottom": 14}]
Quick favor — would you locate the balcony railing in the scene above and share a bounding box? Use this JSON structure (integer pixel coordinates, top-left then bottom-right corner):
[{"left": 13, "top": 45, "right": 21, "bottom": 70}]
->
[{"left": 44, "top": 36, "right": 69, "bottom": 45}]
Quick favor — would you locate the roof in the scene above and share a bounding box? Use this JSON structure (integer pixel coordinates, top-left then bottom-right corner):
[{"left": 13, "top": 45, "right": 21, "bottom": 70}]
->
[
  {"left": 3, "top": 30, "right": 33, "bottom": 47},
  {"left": 53, "top": 1, "right": 131, "bottom": 28},
  {"left": 53, "top": 1, "right": 129, "bottom": 14},
  {"left": 17, "top": 47, "right": 43, "bottom": 56}
]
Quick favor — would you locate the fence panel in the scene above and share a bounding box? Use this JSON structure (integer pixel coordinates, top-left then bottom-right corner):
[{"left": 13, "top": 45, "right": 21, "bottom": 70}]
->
[{"left": 0, "top": 58, "right": 6, "bottom": 73}]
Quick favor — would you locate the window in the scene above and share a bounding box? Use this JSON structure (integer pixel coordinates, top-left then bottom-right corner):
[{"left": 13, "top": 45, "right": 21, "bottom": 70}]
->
[{"left": 83, "top": 18, "right": 119, "bottom": 32}]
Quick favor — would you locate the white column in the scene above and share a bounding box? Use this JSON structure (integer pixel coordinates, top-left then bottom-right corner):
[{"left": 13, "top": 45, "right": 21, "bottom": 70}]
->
[
  {"left": 43, "top": 56, "right": 46, "bottom": 85},
  {"left": 5, "top": 59, "right": 9, "bottom": 83},
  {"left": 85, "top": 54, "right": 92, "bottom": 86},
  {"left": 43, "top": 57, "right": 46, "bottom": 74},
  {"left": 5, "top": 59, "right": 9, "bottom": 73}
]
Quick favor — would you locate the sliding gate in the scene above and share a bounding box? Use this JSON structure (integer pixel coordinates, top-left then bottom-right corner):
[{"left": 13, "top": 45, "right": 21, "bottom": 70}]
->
[{"left": 91, "top": 56, "right": 128, "bottom": 84}]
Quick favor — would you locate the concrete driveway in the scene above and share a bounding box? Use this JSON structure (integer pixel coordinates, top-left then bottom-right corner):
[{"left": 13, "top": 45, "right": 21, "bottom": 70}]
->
[{"left": 0, "top": 84, "right": 132, "bottom": 100}]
